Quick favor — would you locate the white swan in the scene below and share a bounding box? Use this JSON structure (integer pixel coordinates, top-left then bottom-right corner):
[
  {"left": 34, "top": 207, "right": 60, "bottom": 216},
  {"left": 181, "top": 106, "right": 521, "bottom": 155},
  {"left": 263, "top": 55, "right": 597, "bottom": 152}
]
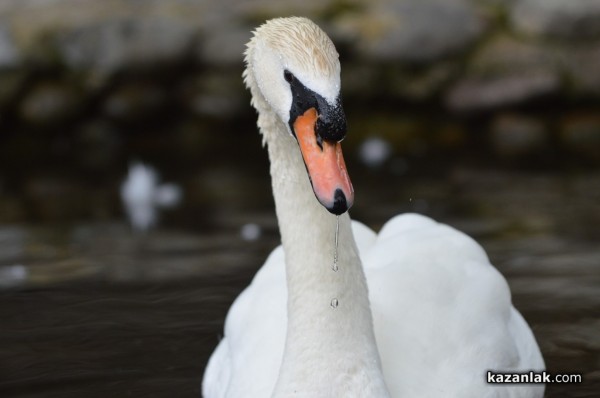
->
[{"left": 203, "top": 17, "right": 545, "bottom": 398}]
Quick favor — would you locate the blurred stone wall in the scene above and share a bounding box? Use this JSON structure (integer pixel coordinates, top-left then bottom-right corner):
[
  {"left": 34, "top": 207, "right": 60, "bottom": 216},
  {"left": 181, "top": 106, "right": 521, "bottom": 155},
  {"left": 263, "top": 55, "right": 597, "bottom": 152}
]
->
[
  {"left": 1, "top": 0, "right": 600, "bottom": 221},
  {"left": 1, "top": 0, "right": 600, "bottom": 150}
]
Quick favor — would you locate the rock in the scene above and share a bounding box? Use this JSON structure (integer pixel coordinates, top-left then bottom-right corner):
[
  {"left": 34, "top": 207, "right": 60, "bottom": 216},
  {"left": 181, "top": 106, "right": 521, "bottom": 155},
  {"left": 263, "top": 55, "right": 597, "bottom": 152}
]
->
[
  {"left": 446, "top": 74, "right": 558, "bottom": 111},
  {"left": 233, "top": 0, "right": 334, "bottom": 22},
  {"left": 103, "top": 83, "right": 167, "bottom": 123},
  {"left": 470, "top": 35, "right": 557, "bottom": 76},
  {"left": 171, "top": 120, "right": 214, "bottom": 160},
  {"left": 445, "top": 36, "right": 561, "bottom": 111},
  {"left": 0, "top": 23, "right": 19, "bottom": 68},
  {"left": 76, "top": 120, "right": 122, "bottom": 171},
  {"left": 340, "top": 62, "right": 379, "bottom": 98},
  {"left": 0, "top": 69, "right": 26, "bottom": 108},
  {"left": 0, "top": 202, "right": 23, "bottom": 227},
  {"left": 490, "top": 114, "right": 548, "bottom": 157},
  {"left": 24, "top": 177, "right": 88, "bottom": 221},
  {"left": 18, "top": 82, "right": 81, "bottom": 125},
  {"left": 0, "top": 25, "right": 25, "bottom": 110},
  {"left": 388, "top": 61, "right": 460, "bottom": 100},
  {"left": 432, "top": 123, "right": 467, "bottom": 149},
  {"left": 475, "top": 0, "right": 517, "bottom": 6},
  {"left": 57, "top": 17, "right": 196, "bottom": 76},
  {"left": 181, "top": 71, "right": 245, "bottom": 118},
  {"left": 560, "top": 114, "right": 600, "bottom": 160},
  {"left": 196, "top": 23, "right": 251, "bottom": 66},
  {"left": 510, "top": 0, "right": 600, "bottom": 40},
  {"left": 333, "top": 0, "right": 486, "bottom": 63},
  {"left": 558, "top": 42, "right": 600, "bottom": 96}
]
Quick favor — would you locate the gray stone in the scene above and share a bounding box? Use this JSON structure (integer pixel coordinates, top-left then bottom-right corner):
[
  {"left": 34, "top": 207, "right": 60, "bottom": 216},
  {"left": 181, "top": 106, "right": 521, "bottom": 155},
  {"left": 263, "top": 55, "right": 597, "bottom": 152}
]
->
[
  {"left": 24, "top": 177, "right": 88, "bottom": 221},
  {"left": 469, "top": 35, "right": 557, "bottom": 76},
  {"left": 446, "top": 73, "right": 558, "bottom": 111},
  {"left": 340, "top": 63, "right": 379, "bottom": 98},
  {"left": 18, "top": 82, "right": 80, "bottom": 125},
  {"left": 57, "top": 17, "right": 196, "bottom": 75},
  {"left": 432, "top": 123, "right": 467, "bottom": 150},
  {"left": 388, "top": 62, "right": 460, "bottom": 100},
  {"left": 445, "top": 36, "right": 561, "bottom": 110},
  {"left": 560, "top": 114, "right": 600, "bottom": 159},
  {"left": 474, "top": 0, "right": 516, "bottom": 6},
  {"left": 0, "top": 23, "right": 19, "bottom": 68},
  {"left": 103, "top": 83, "right": 167, "bottom": 122},
  {"left": 559, "top": 43, "right": 600, "bottom": 96},
  {"left": 490, "top": 114, "right": 548, "bottom": 156},
  {"left": 333, "top": 0, "right": 486, "bottom": 63},
  {"left": 232, "top": 0, "right": 334, "bottom": 21},
  {"left": 510, "top": 0, "right": 600, "bottom": 40},
  {"left": 182, "top": 71, "right": 245, "bottom": 118},
  {"left": 76, "top": 120, "right": 122, "bottom": 171},
  {"left": 196, "top": 23, "right": 251, "bottom": 66},
  {"left": 0, "top": 69, "right": 26, "bottom": 108}
]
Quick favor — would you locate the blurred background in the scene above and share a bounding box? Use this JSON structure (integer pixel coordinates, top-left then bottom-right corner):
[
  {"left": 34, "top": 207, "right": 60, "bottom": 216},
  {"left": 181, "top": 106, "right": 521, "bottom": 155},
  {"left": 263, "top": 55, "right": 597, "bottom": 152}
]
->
[{"left": 0, "top": 0, "right": 599, "bottom": 397}]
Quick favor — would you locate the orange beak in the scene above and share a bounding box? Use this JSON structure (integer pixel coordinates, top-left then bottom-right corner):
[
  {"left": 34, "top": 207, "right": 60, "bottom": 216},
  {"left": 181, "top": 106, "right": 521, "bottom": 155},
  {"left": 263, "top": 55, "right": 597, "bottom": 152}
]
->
[{"left": 293, "top": 108, "right": 354, "bottom": 214}]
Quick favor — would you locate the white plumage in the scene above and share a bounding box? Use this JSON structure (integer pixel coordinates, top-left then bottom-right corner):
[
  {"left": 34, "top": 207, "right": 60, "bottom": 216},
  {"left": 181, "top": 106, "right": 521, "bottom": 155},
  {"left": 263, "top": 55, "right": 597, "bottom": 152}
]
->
[{"left": 203, "top": 17, "right": 544, "bottom": 398}]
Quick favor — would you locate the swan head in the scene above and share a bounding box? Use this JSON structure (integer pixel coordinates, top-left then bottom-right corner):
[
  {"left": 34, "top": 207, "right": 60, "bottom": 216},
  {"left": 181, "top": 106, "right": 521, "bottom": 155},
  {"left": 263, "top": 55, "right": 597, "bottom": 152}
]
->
[{"left": 244, "top": 17, "right": 353, "bottom": 215}]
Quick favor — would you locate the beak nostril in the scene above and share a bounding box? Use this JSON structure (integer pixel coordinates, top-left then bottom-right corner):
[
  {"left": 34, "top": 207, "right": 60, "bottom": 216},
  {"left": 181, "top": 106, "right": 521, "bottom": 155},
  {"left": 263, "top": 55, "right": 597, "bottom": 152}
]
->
[{"left": 316, "top": 133, "right": 323, "bottom": 150}]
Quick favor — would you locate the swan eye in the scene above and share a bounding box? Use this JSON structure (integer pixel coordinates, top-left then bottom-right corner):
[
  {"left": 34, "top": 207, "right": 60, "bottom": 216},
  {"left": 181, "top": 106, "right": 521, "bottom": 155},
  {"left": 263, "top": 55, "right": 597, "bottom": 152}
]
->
[{"left": 284, "top": 70, "right": 294, "bottom": 83}]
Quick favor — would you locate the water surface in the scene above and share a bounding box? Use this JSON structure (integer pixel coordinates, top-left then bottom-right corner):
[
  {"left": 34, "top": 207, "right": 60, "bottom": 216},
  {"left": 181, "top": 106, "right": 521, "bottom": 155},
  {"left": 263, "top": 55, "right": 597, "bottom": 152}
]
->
[{"left": 1, "top": 167, "right": 599, "bottom": 397}]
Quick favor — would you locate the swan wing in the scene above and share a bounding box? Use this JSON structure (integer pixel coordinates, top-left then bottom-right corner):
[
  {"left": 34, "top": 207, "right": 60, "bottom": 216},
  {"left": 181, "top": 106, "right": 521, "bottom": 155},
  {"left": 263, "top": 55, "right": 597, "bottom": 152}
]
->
[
  {"left": 364, "top": 213, "right": 545, "bottom": 397},
  {"left": 202, "top": 337, "right": 231, "bottom": 398},
  {"left": 202, "top": 246, "right": 287, "bottom": 397}
]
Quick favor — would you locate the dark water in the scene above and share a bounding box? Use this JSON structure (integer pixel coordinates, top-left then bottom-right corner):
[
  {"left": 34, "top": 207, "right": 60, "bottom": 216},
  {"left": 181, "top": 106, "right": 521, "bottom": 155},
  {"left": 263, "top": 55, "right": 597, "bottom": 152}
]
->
[{"left": 1, "top": 166, "right": 599, "bottom": 397}]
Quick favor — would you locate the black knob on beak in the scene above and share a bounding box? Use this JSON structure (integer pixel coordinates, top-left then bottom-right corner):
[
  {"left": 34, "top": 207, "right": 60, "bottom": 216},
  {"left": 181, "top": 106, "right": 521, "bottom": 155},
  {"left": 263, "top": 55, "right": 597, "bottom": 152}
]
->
[{"left": 315, "top": 97, "right": 346, "bottom": 142}]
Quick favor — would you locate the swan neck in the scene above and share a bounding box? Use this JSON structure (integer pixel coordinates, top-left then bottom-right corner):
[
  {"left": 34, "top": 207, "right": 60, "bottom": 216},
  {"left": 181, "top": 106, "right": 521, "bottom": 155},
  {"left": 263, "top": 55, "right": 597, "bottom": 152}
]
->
[{"left": 263, "top": 111, "right": 389, "bottom": 397}]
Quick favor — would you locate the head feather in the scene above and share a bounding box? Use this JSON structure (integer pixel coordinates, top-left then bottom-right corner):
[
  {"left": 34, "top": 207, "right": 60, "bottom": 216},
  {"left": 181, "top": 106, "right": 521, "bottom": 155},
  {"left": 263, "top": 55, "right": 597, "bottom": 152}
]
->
[{"left": 244, "top": 17, "right": 339, "bottom": 87}]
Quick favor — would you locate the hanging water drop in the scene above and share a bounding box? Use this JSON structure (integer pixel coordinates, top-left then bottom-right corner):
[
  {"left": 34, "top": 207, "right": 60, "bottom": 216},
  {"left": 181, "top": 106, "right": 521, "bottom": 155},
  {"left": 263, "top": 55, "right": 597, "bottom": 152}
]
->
[
  {"left": 330, "top": 298, "right": 339, "bottom": 309},
  {"left": 329, "top": 217, "right": 340, "bottom": 309},
  {"left": 332, "top": 215, "right": 339, "bottom": 272}
]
